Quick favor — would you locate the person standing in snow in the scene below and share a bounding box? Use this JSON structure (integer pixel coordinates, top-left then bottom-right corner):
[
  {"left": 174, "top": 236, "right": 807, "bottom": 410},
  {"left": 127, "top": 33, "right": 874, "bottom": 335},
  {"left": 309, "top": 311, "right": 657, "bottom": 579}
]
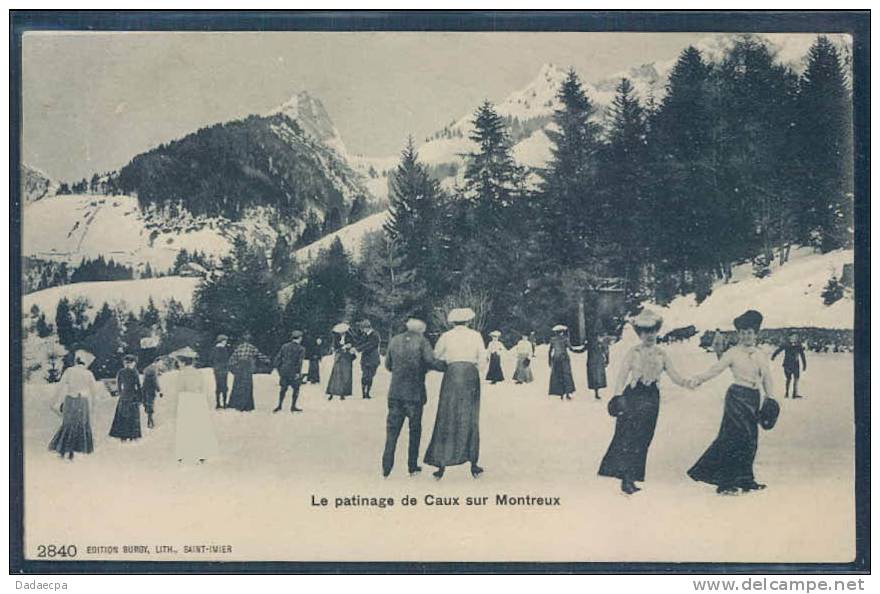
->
[
  {"left": 326, "top": 324, "right": 356, "bottom": 401},
  {"left": 305, "top": 336, "right": 324, "bottom": 384},
  {"left": 141, "top": 360, "right": 162, "bottom": 429},
  {"left": 598, "top": 310, "right": 691, "bottom": 495},
  {"left": 273, "top": 330, "right": 305, "bottom": 413},
  {"left": 49, "top": 350, "right": 102, "bottom": 460},
  {"left": 485, "top": 331, "right": 506, "bottom": 384},
  {"left": 585, "top": 330, "right": 610, "bottom": 400},
  {"left": 548, "top": 325, "right": 583, "bottom": 401},
  {"left": 512, "top": 334, "right": 534, "bottom": 384},
  {"left": 173, "top": 348, "right": 219, "bottom": 464},
  {"left": 424, "top": 307, "right": 486, "bottom": 480},
  {"left": 688, "top": 310, "right": 775, "bottom": 495},
  {"left": 356, "top": 319, "right": 381, "bottom": 399},
  {"left": 772, "top": 333, "right": 807, "bottom": 399},
  {"left": 227, "top": 333, "right": 264, "bottom": 412},
  {"left": 109, "top": 354, "right": 143, "bottom": 442},
  {"left": 211, "top": 334, "right": 231, "bottom": 409}
]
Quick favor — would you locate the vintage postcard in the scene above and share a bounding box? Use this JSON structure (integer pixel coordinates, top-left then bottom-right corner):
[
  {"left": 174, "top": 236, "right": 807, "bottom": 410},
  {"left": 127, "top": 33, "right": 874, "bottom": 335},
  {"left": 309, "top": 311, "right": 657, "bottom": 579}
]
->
[{"left": 10, "top": 11, "right": 869, "bottom": 572}]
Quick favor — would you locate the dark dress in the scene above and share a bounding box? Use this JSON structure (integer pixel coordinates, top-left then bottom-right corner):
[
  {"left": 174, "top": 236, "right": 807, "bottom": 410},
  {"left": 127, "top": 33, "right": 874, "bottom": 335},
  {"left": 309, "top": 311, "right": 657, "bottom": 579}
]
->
[
  {"left": 228, "top": 342, "right": 260, "bottom": 411},
  {"left": 212, "top": 344, "right": 231, "bottom": 394},
  {"left": 688, "top": 384, "right": 761, "bottom": 488},
  {"left": 109, "top": 367, "right": 142, "bottom": 440},
  {"left": 486, "top": 344, "right": 504, "bottom": 382},
  {"left": 357, "top": 330, "right": 381, "bottom": 384},
  {"left": 305, "top": 340, "right": 323, "bottom": 383},
  {"left": 327, "top": 336, "right": 355, "bottom": 397},
  {"left": 424, "top": 362, "right": 481, "bottom": 468},
  {"left": 49, "top": 396, "right": 94, "bottom": 455},
  {"left": 548, "top": 336, "right": 576, "bottom": 395},
  {"left": 586, "top": 339, "right": 608, "bottom": 390},
  {"left": 598, "top": 382, "right": 660, "bottom": 481},
  {"left": 141, "top": 365, "right": 160, "bottom": 414}
]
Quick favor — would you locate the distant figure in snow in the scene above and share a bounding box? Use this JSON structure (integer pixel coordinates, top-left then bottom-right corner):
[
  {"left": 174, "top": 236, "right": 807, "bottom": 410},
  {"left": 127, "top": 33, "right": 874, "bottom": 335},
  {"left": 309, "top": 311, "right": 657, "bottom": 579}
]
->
[
  {"left": 424, "top": 307, "right": 486, "bottom": 480},
  {"left": 548, "top": 325, "right": 583, "bottom": 401},
  {"left": 512, "top": 334, "right": 534, "bottom": 384},
  {"left": 305, "top": 336, "right": 323, "bottom": 384},
  {"left": 688, "top": 310, "right": 775, "bottom": 495},
  {"left": 109, "top": 354, "right": 143, "bottom": 442},
  {"left": 327, "top": 323, "right": 356, "bottom": 401},
  {"left": 586, "top": 331, "right": 610, "bottom": 400},
  {"left": 382, "top": 318, "right": 445, "bottom": 477},
  {"left": 772, "top": 333, "right": 807, "bottom": 399},
  {"left": 711, "top": 329, "right": 727, "bottom": 360},
  {"left": 211, "top": 334, "right": 231, "bottom": 409},
  {"left": 141, "top": 360, "right": 163, "bottom": 429},
  {"left": 356, "top": 319, "right": 381, "bottom": 399},
  {"left": 485, "top": 331, "right": 506, "bottom": 384},
  {"left": 273, "top": 330, "right": 305, "bottom": 412},
  {"left": 598, "top": 310, "right": 690, "bottom": 495},
  {"left": 49, "top": 350, "right": 101, "bottom": 460},
  {"left": 227, "top": 333, "right": 263, "bottom": 412},
  {"left": 173, "top": 348, "right": 219, "bottom": 464}
]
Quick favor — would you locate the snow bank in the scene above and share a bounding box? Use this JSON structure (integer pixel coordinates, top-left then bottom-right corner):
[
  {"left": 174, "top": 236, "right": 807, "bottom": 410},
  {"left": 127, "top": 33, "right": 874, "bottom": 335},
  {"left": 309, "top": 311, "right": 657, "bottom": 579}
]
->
[{"left": 294, "top": 211, "right": 390, "bottom": 263}]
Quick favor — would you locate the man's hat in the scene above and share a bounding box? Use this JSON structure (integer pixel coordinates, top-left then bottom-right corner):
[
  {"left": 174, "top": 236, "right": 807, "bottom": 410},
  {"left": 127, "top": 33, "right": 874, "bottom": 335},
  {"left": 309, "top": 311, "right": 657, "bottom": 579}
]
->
[
  {"left": 216, "top": 334, "right": 228, "bottom": 343},
  {"left": 358, "top": 319, "right": 372, "bottom": 329},
  {"left": 759, "top": 397, "right": 780, "bottom": 430},
  {"left": 552, "top": 324, "right": 568, "bottom": 332},
  {"left": 734, "top": 309, "right": 764, "bottom": 331},
  {"left": 448, "top": 308, "right": 475, "bottom": 323},
  {"left": 291, "top": 330, "right": 304, "bottom": 339},
  {"left": 406, "top": 318, "right": 426, "bottom": 333},
  {"left": 123, "top": 354, "right": 138, "bottom": 364}
]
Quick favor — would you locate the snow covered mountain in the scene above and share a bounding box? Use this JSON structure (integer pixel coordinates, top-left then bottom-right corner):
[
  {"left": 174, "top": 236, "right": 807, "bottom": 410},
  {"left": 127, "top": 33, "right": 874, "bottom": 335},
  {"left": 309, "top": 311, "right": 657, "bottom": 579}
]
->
[{"left": 20, "top": 164, "right": 55, "bottom": 204}]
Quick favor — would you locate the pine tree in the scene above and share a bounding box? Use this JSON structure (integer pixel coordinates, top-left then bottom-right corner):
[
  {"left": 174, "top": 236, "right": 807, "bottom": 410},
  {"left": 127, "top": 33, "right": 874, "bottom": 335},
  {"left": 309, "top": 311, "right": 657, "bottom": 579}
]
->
[
  {"left": 796, "top": 35, "right": 853, "bottom": 251},
  {"left": 140, "top": 297, "right": 161, "bottom": 329},
  {"left": 54, "top": 298, "right": 76, "bottom": 348}
]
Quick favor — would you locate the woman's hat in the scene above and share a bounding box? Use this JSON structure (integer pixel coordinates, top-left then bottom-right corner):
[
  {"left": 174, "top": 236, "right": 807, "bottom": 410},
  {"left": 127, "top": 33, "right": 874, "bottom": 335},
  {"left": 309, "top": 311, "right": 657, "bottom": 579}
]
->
[
  {"left": 174, "top": 347, "right": 198, "bottom": 360},
  {"left": 406, "top": 318, "right": 426, "bottom": 333},
  {"left": 489, "top": 330, "right": 502, "bottom": 338},
  {"left": 74, "top": 349, "right": 95, "bottom": 368},
  {"left": 632, "top": 309, "right": 663, "bottom": 331},
  {"left": 332, "top": 322, "right": 351, "bottom": 333},
  {"left": 552, "top": 324, "right": 567, "bottom": 332},
  {"left": 216, "top": 334, "right": 228, "bottom": 343},
  {"left": 759, "top": 397, "right": 780, "bottom": 430},
  {"left": 447, "top": 308, "right": 475, "bottom": 323},
  {"left": 607, "top": 394, "right": 627, "bottom": 417},
  {"left": 734, "top": 309, "right": 764, "bottom": 331}
]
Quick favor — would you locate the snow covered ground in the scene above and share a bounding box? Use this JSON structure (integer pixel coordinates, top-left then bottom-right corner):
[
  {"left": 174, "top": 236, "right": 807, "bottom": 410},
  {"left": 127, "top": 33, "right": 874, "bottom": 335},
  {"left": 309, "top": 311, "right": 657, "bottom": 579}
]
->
[
  {"left": 294, "top": 210, "right": 390, "bottom": 264},
  {"left": 22, "top": 344, "right": 854, "bottom": 562},
  {"left": 23, "top": 276, "right": 200, "bottom": 320}
]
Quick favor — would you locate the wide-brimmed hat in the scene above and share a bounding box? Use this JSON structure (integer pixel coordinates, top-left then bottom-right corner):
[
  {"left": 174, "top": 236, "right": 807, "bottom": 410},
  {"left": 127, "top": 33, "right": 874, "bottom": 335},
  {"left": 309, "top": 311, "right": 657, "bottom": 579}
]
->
[
  {"left": 174, "top": 347, "right": 198, "bottom": 360},
  {"left": 332, "top": 322, "right": 351, "bottom": 333},
  {"left": 632, "top": 309, "right": 663, "bottom": 331},
  {"left": 216, "top": 334, "right": 228, "bottom": 343},
  {"left": 734, "top": 309, "right": 764, "bottom": 332},
  {"left": 448, "top": 308, "right": 475, "bottom": 323},
  {"left": 489, "top": 330, "right": 502, "bottom": 338},
  {"left": 552, "top": 324, "right": 568, "bottom": 332},
  {"left": 406, "top": 318, "right": 426, "bottom": 333},
  {"left": 759, "top": 397, "right": 780, "bottom": 430},
  {"left": 74, "top": 349, "right": 95, "bottom": 368}
]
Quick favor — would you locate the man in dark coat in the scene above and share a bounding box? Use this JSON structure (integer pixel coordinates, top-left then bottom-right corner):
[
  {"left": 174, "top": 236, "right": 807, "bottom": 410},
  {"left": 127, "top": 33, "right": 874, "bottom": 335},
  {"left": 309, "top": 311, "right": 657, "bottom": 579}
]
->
[
  {"left": 772, "top": 333, "right": 808, "bottom": 398},
  {"left": 357, "top": 319, "right": 381, "bottom": 399},
  {"left": 211, "top": 335, "right": 231, "bottom": 409},
  {"left": 382, "top": 318, "right": 445, "bottom": 477},
  {"left": 273, "top": 330, "right": 306, "bottom": 413}
]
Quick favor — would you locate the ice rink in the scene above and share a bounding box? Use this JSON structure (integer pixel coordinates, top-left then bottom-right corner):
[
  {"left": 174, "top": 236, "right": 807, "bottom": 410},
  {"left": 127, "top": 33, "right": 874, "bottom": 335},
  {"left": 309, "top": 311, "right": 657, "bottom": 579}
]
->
[{"left": 22, "top": 344, "right": 855, "bottom": 563}]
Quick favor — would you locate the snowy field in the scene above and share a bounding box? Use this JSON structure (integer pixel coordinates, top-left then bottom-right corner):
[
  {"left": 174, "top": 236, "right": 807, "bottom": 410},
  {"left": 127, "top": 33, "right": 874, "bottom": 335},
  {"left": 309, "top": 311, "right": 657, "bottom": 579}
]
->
[{"left": 22, "top": 343, "right": 854, "bottom": 563}]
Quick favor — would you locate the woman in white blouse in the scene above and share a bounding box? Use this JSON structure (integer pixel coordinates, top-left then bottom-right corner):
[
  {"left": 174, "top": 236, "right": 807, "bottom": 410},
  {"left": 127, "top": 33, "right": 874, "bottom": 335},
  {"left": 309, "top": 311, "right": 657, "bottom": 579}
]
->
[
  {"left": 424, "top": 307, "right": 486, "bottom": 480},
  {"left": 485, "top": 331, "right": 506, "bottom": 384},
  {"left": 512, "top": 335, "right": 534, "bottom": 384},
  {"left": 49, "top": 350, "right": 103, "bottom": 460}
]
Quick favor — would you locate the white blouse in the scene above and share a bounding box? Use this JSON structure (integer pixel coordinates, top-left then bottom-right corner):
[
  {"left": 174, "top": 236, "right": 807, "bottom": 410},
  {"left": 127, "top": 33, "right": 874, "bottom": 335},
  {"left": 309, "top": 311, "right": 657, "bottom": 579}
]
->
[
  {"left": 614, "top": 344, "right": 687, "bottom": 394},
  {"left": 54, "top": 365, "right": 103, "bottom": 411},
  {"left": 486, "top": 339, "right": 506, "bottom": 355},
  {"left": 696, "top": 345, "right": 774, "bottom": 395},
  {"left": 515, "top": 339, "right": 534, "bottom": 358},
  {"left": 434, "top": 326, "right": 486, "bottom": 365}
]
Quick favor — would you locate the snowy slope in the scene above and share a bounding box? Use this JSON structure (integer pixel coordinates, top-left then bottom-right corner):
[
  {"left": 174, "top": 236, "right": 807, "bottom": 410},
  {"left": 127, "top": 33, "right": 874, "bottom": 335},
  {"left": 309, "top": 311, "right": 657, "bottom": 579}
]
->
[
  {"left": 20, "top": 164, "right": 56, "bottom": 204},
  {"left": 294, "top": 210, "right": 390, "bottom": 264},
  {"left": 22, "top": 276, "right": 200, "bottom": 321}
]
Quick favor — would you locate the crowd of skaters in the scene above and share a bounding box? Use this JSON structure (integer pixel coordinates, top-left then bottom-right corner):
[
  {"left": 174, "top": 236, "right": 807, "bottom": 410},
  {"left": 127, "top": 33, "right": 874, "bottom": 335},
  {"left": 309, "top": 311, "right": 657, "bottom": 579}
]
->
[{"left": 46, "top": 306, "right": 791, "bottom": 497}]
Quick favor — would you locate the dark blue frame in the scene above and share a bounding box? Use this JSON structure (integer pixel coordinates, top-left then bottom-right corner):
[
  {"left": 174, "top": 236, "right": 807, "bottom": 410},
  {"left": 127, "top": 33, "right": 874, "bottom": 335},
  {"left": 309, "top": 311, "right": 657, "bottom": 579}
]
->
[{"left": 9, "top": 10, "right": 870, "bottom": 575}]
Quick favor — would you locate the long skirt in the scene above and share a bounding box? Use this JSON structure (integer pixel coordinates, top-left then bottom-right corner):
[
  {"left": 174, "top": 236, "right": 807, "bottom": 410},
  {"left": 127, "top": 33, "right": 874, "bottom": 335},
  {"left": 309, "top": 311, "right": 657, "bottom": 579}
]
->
[
  {"left": 228, "top": 372, "right": 255, "bottom": 411},
  {"left": 175, "top": 390, "right": 219, "bottom": 462},
  {"left": 688, "top": 384, "right": 760, "bottom": 487},
  {"left": 598, "top": 382, "right": 660, "bottom": 482},
  {"left": 49, "top": 395, "right": 94, "bottom": 455},
  {"left": 486, "top": 353, "right": 504, "bottom": 382},
  {"left": 512, "top": 355, "right": 533, "bottom": 383},
  {"left": 307, "top": 358, "right": 321, "bottom": 383},
  {"left": 548, "top": 354, "right": 575, "bottom": 395},
  {"left": 424, "top": 362, "right": 481, "bottom": 468},
  {"left": 327, "top": 353, "right": 353, "bottom": 396},
  {"left": 587, "top": 351, "right": 607, "bottom": 390},
  {"left": 109, "top": 396, "right": 141, "bottom": 440}
]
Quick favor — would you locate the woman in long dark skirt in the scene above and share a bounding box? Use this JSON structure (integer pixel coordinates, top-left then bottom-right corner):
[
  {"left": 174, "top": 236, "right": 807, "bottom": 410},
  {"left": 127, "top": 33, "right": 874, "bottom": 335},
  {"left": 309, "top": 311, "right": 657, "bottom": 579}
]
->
[
  {"left": 586, "top": 333, "right": 609, "bottom": 400},
  {"left": 424, "top": 307, "right": 486, "bottom": 479},
  {"left": 49, "top": 350, "right": 101, "bottom": 460},
  {"left": 548, "top": 325, "right": 583, "bottom": 400},
  {"left": 598, "top": 310, "right": 690, "bottom": 495},
  {"left": 305, "top": 337, "right": 323, "bottom": 384},
  {"left": 688, "top": 310, "right": 774, "bottom": 495},
  {"left": 228, "top": 335, "right": 262, "bottom": 412},
  {"left": 327, "top": 325, "right": 355, "bottom": 400},
  {"left": 109, "top": 354, "right": 142, "bottom": 441},
  {"left": 485, "top": 331, "right": 506, "bottom": 384}
]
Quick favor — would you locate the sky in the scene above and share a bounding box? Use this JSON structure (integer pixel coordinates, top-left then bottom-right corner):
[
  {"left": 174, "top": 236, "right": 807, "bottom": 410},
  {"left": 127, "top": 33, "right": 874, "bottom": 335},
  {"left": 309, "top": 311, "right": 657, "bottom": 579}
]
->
[{"left": 20, "top": 31, "right": 836, "bottom": 182}]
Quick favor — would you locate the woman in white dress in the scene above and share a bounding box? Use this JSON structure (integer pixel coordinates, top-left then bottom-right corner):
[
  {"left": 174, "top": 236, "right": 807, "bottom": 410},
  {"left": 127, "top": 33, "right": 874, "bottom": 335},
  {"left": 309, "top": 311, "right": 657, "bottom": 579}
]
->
[
  {"left": 49, "top": 350, "right": 103, "bottom": 460},
  {"left": 512, "top": 335, "right": 534, "bottom": 384},
  {"left": 173, "top": 348, "right": 219, "bottom": 464}
]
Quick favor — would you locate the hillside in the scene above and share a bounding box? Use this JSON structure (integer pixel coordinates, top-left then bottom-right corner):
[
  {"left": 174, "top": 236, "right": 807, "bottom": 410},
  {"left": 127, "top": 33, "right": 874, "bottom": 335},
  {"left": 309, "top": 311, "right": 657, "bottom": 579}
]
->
[{"left": 20, "top": 164, "right": 55, "bottom": 204}]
